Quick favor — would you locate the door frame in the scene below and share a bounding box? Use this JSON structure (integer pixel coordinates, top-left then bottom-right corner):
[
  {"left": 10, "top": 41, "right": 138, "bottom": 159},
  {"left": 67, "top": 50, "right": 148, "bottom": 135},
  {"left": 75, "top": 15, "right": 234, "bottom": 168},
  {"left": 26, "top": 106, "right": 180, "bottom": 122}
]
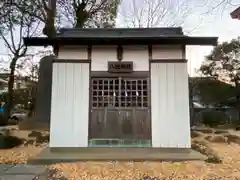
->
[{"left": 88, "top": 71, "right": 151, "bottom": 145}]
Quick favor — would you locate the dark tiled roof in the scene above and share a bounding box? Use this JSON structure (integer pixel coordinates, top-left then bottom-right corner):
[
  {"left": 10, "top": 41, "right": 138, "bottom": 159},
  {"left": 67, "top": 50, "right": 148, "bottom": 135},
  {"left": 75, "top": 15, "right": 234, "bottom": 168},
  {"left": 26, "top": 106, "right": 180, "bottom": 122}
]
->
[
  {"left": 230, "top": 6, "right": 240, "bottom": 19},
  {"left": 58, "top": 27, "right": 184, "bottom": 38},
  {"left": 23, "top": 27, "right": 218, "bottom": 46}
]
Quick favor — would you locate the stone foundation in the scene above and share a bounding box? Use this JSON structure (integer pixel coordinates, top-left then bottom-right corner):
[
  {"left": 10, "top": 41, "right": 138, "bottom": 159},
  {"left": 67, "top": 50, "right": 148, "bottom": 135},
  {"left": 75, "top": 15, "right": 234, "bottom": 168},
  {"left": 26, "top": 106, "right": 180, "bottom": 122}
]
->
[{"left": 28, "top": 147, "right": 206, "bottom": 165}]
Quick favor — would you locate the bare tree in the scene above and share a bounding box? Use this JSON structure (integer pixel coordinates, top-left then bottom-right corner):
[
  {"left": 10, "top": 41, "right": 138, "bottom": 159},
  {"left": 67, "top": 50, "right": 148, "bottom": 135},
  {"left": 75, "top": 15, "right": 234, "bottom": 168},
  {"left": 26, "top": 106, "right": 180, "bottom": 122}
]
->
[
  {"left": 10, "top": 0, "right": 121, "bottom": 39},
  {"left": 43, "top": 0, "right": 57, "bottom": 37},
  {"left": 200, "top": 38, "right": 240, "bottom": 119},
  {"left": 15, "top": 50, "right": 52, "bottom": 80},
  {"left": 0, "top": 49, "right": 52, "bottom": 119},
  {"left": 118, "top": 0, "right": 240, "bottom": 33},
  {"left": 118, "top": 0, "right": 193, "bottom": 28},
  {"left": 201, "top": 0, "right": 240, "bottom": 16},
  {"left": 8, "top": 0, "right": 57, "bottom": 38},
  {"left": 56, "top": 0, "right": 121, "bottom": 28},
  {"left": 0, "top": 4, "right": 39, "bottom": 123}
]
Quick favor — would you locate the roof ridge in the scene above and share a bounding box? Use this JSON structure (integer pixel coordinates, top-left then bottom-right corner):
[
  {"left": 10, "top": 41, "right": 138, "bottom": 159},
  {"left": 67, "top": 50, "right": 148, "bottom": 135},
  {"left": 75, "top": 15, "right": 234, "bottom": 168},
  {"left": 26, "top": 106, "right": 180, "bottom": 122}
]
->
[{"left": 58, "top": 27, "right": 184, "bottom": 36}]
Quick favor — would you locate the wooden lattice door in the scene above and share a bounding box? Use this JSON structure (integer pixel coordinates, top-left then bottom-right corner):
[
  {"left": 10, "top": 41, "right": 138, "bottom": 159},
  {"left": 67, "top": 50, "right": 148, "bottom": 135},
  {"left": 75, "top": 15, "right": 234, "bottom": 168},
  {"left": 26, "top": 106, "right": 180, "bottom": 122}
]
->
[{"left": 89, "top": 77, "right": 151, "bottom": 143}]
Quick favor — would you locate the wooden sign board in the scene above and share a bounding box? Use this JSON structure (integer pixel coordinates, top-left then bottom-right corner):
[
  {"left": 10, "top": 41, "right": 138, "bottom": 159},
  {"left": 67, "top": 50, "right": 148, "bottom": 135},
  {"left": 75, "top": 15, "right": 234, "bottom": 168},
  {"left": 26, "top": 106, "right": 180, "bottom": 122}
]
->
[{"left": 108, "top": 61, "right": 133, "bottom": 73}]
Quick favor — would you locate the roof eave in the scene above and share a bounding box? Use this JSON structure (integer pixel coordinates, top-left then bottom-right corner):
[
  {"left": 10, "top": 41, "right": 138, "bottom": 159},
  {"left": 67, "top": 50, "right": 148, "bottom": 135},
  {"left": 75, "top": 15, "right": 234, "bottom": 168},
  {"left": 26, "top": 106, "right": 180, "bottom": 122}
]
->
[
  {"left": 23, "top": 37, "right": 54, "bottom": 47},
  {"left": 185, "top": 37, "right": 218, "bottom": 46},
  {"left": 24, "top": 36, "right": 218, "bottom": 46}
]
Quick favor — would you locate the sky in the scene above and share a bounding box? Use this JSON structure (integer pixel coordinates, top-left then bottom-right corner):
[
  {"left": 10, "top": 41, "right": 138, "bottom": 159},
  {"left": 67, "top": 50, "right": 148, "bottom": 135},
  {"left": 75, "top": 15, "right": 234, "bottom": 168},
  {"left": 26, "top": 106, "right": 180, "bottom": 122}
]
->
[
  {"left": 0, "top": 0, "right": 239, "bottom": 77},
  {"left": 182, "top": 0, "right": 240, "bottom": 76},
  {"left": 116, "top": 0, "right": 240, "bottom": 76}
]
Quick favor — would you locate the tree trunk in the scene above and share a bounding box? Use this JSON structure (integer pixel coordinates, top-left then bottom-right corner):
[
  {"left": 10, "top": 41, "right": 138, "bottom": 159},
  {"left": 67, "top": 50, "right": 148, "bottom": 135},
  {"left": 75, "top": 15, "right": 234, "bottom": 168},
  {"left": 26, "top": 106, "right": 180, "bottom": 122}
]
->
[
  {"left": 5, "top": 60, "right": 17, "bottom": 122},
  {"left": 27, "top": 86, "right": 36, "bottom": 117},
  {"left": 235, "top": 81, "right": 240, "bottom": 123},
  {"left": 189, "top": 84, "right": 195, "bottom": 126},
  {"left": 188, "top": 76, "right": 196, "bottom": 126},
  {"left": 76, "top": 11, "right": 88, "bottom": 27},
  {"left": 43, "top": 0, "right": 56, "bottom": 38},
  {"left": 75, "top": 2, "right": 88, "bottom": 27}
]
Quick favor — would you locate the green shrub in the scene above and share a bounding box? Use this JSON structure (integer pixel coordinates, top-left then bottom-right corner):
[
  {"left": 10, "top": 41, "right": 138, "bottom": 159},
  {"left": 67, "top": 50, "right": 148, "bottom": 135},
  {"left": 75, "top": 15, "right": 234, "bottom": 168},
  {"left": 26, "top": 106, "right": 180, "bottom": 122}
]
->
[
  {"left": 215, "top": 130, "right": 229, "bottom": 134},
  {"left": 0, "top": 135, "right": 24, "bottom": 149},
  {"left": 0, "top": 113, "right": 7, "bottom": 126},
  {"left": 205, "top": 156, "right": 222, "bottom": 163},
  {"left": 194, "top": 127, "right": 214, "bottom": 133},
  {"left": 202, "top": 111, "right": 228, "bottom": 127}
]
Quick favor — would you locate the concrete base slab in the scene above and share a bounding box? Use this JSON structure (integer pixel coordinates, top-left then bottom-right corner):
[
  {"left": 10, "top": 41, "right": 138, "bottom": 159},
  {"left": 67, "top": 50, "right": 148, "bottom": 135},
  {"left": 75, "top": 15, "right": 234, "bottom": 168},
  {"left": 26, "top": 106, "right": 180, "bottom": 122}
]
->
[
  {"left": 0, "top": 164, "right": 47, "bottom": 180},
  {"left": 27, "top": 147, "right": 206, "bottom": 165},
  {"left": 0, "top": 174, "right": 37, "bottom": 180},
  {"left": 0, "top": 165, "right": 14, "bottom": 174},
  {"left": 4, "top": 165, "right": 46, "bottom": 175}
]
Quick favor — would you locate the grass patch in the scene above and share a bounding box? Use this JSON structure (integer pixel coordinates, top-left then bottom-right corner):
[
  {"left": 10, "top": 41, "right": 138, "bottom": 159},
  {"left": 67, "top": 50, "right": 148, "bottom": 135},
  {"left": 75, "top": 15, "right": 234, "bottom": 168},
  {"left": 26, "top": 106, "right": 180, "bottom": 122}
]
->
[{"left": 205, "top": 156, "right": 222, "bottom": 163}]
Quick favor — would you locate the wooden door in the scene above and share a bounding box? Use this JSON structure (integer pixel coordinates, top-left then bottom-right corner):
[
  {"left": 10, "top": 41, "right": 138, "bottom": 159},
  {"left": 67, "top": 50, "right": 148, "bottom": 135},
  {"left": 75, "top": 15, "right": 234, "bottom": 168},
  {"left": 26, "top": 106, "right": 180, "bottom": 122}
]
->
[{"left": 89, "top": 77, "right": 151, "bottom": 140}]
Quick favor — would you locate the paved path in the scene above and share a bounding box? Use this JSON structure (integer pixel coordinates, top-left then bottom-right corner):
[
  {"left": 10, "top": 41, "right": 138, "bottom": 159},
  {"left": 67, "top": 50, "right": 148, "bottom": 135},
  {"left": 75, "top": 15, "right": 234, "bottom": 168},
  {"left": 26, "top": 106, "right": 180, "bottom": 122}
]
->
[{"left": 0, "top": 164, "right": 47, "bottom": 180}]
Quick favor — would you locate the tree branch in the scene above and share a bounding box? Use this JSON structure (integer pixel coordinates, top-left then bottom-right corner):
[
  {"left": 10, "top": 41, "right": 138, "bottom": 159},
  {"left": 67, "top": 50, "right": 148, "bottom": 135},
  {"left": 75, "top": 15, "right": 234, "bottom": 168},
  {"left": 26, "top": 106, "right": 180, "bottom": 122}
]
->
[{"left": 0, "top": 31, "right": 15, "bottom": 55}]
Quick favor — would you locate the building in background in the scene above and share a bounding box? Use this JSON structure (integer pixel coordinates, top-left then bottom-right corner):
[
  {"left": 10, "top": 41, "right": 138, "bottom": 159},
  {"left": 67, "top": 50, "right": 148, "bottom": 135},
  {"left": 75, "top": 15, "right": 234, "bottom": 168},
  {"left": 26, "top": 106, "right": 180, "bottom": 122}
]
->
[
  {"left": 0, "top": 73, "right": 36, "bottom": 94},
  {"left": 230, "top": 6, "right": 240, "bottom": 20}
]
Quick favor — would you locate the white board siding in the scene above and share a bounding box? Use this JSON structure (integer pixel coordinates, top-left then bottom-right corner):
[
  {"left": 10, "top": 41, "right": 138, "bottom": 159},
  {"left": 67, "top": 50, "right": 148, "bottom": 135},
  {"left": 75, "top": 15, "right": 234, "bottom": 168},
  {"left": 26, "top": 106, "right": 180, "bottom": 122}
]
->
[
  {"left": 122, "top": 46, "right": 149, "bottom": 71},
  {"left": 151, "top": 62, "right": 191, "bottom": 148},
  {"left": 91, "top": 45, "right": 149, "bottom": 71},
  {"left": 50, "top": 62, "right": 89, "bottom": 147},
  {"left": 152, "top": 45, "right": 183, "bottom": 59},
  {"left": 91, "top": 46, "right": 117, "bottom": 71},
  {"left": 58, "top": 46, "right": 88, "bottom": 59}
]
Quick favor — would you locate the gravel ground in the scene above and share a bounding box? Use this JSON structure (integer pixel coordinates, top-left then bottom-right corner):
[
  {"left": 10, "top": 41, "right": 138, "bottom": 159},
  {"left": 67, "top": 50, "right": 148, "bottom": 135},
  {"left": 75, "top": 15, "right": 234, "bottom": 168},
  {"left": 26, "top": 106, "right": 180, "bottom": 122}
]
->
[
  {"left": 49, "top": 143, "right": 240, "bottom": 180},
  {"left": 1, "top": 139, "right": 240, "bottom": 179},
  {"left": 47, "top": 144, "right": 240, "bottom": 180},
  {"left": 0, "top": 145, "right": 43, "bottom": 164}
]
